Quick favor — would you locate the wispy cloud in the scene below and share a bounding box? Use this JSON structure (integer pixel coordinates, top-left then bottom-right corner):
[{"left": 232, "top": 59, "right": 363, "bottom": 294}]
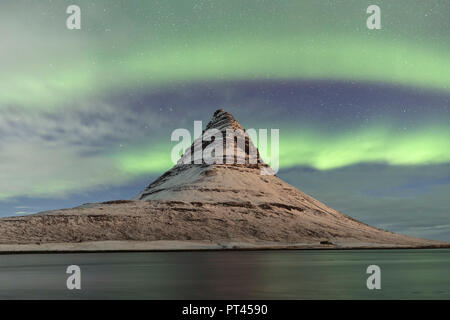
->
[
  {"left": 15, "top": 211, "right": 30, "bottom": 215},
  {"left": 0, "top": 96, "right": 174, "bottom": 200}
]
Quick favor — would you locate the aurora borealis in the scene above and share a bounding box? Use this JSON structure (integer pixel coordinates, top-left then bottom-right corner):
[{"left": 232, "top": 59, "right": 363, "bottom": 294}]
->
[{"left": 1, "top": 1, "right": 449, "bottom": 240}]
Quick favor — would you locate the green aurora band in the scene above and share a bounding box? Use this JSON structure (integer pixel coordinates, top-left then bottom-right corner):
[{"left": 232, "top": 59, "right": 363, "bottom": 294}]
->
[
  {"left": 117, "top": 124, "right": 450, "bottom": 175},
  {"left": 2, "top": 1, "right": 450, "bottom": 108},
  {"left": 2, "top": 36, "right": 450, "bottom": 109}
]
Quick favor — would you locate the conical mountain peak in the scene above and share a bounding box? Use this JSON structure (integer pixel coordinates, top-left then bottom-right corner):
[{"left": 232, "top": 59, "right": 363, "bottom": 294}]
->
[
  {"left": 175, "top": 109, "right": 266, "bottom": 168},
  {"left": 205, "top": 109, "right": 245, "bottom": 132}
]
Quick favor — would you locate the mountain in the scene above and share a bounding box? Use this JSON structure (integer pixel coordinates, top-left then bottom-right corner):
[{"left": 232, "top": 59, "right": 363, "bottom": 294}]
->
[{"left": 0, "top": 109, "right": 447, "bottom": 252}]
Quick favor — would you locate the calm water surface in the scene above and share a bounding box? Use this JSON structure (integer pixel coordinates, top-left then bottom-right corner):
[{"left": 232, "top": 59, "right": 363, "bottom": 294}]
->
[{"left": 0, "top": 249, "right": 449, "bottom": 299}]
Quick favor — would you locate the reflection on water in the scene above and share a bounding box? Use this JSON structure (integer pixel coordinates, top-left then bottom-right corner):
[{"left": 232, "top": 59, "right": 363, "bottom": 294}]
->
[{"left": 0, "top": 249, "right": 449, "bottom": 299}]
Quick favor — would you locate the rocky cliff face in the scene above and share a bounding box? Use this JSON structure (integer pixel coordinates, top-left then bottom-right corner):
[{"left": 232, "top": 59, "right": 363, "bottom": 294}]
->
[{"left": 0, "top": 109, "right": 446, "bottom": 250}]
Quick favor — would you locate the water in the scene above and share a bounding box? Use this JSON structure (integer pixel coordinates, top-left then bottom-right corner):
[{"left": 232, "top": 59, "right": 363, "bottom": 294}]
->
[{"left": 0, "top": 249, "right": 449, "bottom": 299}]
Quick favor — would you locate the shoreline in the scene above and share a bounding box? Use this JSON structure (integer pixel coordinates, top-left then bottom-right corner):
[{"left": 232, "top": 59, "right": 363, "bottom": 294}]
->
[{"left": 1, "top": 240, "right": 449, "bottom": 255}]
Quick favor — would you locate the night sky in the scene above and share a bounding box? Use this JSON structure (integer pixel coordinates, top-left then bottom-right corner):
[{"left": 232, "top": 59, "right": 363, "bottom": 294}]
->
[{"left": 1, "top": 1, "right": 449, "bottom": 241}]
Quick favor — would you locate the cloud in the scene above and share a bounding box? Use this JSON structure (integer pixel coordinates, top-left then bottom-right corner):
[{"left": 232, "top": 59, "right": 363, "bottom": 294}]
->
[
  {"left": 0, "top": 139, "right": 122, "bottom": 199},
  {"left": 0, "top": 95, "right": 177, "bottom": 199}
]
